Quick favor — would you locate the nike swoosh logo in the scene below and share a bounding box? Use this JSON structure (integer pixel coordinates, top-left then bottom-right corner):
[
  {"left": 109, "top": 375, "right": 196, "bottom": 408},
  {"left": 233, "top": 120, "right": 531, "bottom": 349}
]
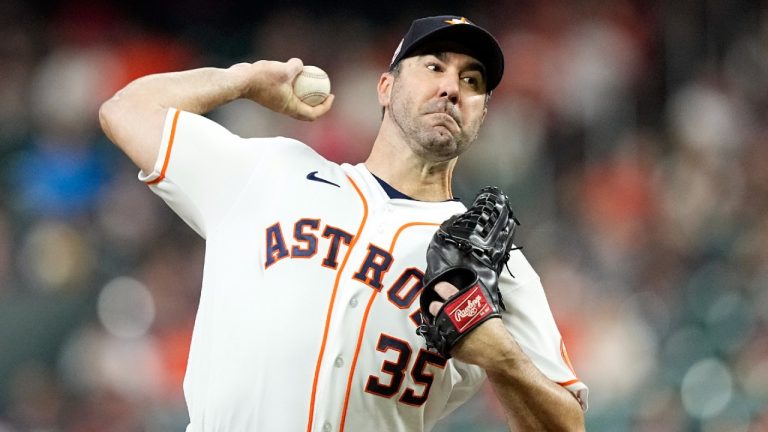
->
[{"left": 306, "top": 171, "right": 340, "bottom": 188}]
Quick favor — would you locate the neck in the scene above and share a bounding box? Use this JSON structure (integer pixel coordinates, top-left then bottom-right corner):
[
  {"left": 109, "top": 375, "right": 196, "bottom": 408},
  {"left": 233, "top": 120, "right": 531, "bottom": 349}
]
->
[{"left": 365, "top": 125, "right": 456, "bottom": 202}]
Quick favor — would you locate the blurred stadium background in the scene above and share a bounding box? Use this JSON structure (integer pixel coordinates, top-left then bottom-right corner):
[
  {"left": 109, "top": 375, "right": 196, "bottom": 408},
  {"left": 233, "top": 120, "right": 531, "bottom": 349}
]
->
[{"left": 1, "top": 0, "right": 767, "bottom": 430}]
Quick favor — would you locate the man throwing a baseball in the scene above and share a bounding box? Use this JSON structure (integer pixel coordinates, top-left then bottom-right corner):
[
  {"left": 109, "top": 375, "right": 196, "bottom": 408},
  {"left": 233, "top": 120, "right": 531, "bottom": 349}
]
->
[{"left": 100, "top": 15, "right": 587, "bottom": 432}]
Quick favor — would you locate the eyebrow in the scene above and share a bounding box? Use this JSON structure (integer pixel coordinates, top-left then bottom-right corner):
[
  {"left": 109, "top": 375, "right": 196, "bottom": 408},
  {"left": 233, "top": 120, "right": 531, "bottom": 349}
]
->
[{"left": 432, "top": 52, "right": 486, "bottom": 76}]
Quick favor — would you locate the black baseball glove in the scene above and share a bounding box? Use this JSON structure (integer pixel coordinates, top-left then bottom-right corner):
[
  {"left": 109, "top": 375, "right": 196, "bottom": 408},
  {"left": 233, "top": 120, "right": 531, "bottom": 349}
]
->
[{"left": 417, "top": 186, "right": 520, "bottom": 358}]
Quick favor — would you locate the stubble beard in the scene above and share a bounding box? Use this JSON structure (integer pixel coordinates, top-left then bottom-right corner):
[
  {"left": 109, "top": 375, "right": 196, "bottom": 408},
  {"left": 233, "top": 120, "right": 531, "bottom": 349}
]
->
[{"left": 387, "top": 81, "right": 479, "bottom": 162}]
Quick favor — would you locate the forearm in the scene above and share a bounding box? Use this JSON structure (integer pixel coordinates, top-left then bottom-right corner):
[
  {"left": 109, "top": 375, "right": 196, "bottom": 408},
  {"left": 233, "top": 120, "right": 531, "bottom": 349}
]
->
[
  {"left": 100, "top": 58, "right": 332, "bottom": 173},
  {"left": 99, "top": 66, "right": 247, "bottom": 172},
  {"left": 453, "top": 321, "right": 584, "bottom": 431},
  {"left": 484, "top": 341, "right": 584, "bottom": 431},
  {"left": 487, "top": 359, "right": 583, "bottom": 431},
  {"left": 106, "top": 67, "right": 245, "bottom": 115}
]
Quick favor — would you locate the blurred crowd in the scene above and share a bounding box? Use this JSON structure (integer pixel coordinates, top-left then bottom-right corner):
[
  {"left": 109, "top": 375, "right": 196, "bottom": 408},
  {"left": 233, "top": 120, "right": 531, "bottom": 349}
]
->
[{"left": 1, "top": 0, "right": 767, "bottom": 431}]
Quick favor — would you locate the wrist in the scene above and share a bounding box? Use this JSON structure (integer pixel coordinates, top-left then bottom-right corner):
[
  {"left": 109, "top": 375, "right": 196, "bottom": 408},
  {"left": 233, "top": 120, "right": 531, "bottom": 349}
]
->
[{"left": 225, "top": 62, "right": 261, "bottom": 100}]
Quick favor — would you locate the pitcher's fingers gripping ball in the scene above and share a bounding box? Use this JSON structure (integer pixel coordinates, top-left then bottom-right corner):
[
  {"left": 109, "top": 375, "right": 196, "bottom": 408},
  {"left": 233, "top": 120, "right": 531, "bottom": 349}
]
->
[
  {"left": 417, "top": 186, "right": 520, "bottom": 358},
  {"left": 293, "top": 65, "right": 331, "bottom": 106}
]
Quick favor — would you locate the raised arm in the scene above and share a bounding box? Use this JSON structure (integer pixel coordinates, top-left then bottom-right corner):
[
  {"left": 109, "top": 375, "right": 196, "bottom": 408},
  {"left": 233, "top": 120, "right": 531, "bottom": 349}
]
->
[{"left": 98, "top": 58, "right": 334, "bottom": 173}]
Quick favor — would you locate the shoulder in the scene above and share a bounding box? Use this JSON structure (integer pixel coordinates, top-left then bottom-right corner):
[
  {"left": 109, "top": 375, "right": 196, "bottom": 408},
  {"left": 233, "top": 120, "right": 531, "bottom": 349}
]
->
[
  {"left": 249, "top": 136, "right": 339, "bottom": 173},
  {"left": 250, "top": 136, "right": 324, "bottom": 158},
  {"left": 174, "top": 109, "right": 322, "bottom": 157}
]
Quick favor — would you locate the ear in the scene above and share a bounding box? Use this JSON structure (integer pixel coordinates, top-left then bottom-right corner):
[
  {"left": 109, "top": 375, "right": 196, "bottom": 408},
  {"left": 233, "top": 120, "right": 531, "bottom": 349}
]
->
[{"left": 377, "top": 72, "right": 394, "bottom": 107}]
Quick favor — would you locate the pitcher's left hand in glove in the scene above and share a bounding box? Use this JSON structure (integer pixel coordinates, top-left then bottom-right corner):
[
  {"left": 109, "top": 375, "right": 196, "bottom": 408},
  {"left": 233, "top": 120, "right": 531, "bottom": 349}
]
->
[{"left": 417, "top": 186, "right": 520, "bottom": 358}]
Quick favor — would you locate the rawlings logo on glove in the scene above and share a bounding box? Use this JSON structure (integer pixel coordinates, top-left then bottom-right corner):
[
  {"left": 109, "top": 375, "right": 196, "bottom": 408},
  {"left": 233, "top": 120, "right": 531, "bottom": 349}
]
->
[
  {"left": 445, "top": 285, "right": 491, "bottom": 330},
  {"left": 417, "top": 186, "right": 520, "bottom": 358}
]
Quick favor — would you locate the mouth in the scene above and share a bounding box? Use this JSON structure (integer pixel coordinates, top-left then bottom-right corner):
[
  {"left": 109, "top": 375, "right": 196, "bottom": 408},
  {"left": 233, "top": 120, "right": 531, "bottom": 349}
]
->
[
  {"left": 426, "top": 112, "right": 460, "bottom": 132},
  {"left": 419, "top": 98, "right": 463, "bottom": 134}
]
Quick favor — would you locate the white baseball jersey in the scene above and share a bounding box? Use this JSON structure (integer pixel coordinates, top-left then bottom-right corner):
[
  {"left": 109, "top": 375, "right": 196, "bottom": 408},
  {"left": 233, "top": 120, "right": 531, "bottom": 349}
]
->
[{"left": 139, "top": 108, "right": 588, "bottom": 432}]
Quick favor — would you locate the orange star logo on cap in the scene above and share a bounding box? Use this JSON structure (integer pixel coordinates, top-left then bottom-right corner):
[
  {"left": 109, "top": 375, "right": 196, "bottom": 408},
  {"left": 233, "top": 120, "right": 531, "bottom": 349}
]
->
[{"left": 444, "top": 17, "right": 472, "bottom": 25}]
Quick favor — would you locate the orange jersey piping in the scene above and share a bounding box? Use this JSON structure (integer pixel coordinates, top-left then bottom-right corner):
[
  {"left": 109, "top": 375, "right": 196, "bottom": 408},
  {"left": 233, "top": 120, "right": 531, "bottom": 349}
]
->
[
  {"left": 305, "top": 175, "right": 368, "bottom": 432},
  {"left": 338, "top": 221, "right": 440, "bottom": 431},
  {"left": 146, "top": 108, "right": 181, "bottom": 185}
]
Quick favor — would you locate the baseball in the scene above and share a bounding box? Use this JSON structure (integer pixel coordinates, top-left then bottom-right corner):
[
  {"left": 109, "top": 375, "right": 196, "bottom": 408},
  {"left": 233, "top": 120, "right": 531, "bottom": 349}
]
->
[{"left": 293, "top": 65, "right": 331, "bottom": 106}]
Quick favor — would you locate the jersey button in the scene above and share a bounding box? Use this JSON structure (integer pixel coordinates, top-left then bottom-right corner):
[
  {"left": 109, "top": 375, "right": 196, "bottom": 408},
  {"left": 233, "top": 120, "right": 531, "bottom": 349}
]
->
[
  {"left": 349, "top": 297, "right": 358, "bottom": 308},
  {"left": 334, "top": 356, "right": 344, "bottom": 368},
  {"left": 322, "top": 422, "right": 332, "bottom": 432}
]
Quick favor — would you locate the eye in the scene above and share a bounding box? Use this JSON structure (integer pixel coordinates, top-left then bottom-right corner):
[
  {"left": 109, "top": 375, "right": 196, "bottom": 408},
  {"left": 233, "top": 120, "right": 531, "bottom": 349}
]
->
[
  {"left": 462, "top": 76, "right": 481, "bottom": 90},
  {"left": 461, "top": 73, "right": 485, "bottom": 92},
  {"left": 426, "top": 63, "right": 442, "bottom": 72}
]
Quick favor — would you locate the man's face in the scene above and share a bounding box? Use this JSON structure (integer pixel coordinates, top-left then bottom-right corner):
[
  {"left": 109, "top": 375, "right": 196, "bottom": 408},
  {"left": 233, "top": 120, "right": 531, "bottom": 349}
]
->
[{"left": 385, "top": 51, "right": 488, "bottom": 162}]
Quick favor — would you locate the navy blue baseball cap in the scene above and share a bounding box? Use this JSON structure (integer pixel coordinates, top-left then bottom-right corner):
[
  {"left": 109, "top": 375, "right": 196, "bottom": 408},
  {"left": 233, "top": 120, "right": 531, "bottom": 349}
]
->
[{"left": 389, "top": 16, "right": 505, "bottom": 92}]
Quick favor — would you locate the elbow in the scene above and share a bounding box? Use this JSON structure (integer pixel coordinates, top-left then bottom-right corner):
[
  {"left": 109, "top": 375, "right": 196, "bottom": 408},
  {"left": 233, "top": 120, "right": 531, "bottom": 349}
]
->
[
  {"left": 566, "top": 405, "right": 586, "bottom": 432},
  {"left": 551, "top": 414, "right": 585, "bottom": 432},
  {"left": 96, "top": 91, "right": 165, "bottom": 174},
  {"left": 98, "top": 96, "right": 119, "bottom": 143},
  {"left": 544, "top": 415, "right": 585, "bottom": 432},
  {"left": 563, "top": 396, "right": 586, "bottom": 432},
  {"left": 571, "top": 416, "right": 586, "bottom": 432}
]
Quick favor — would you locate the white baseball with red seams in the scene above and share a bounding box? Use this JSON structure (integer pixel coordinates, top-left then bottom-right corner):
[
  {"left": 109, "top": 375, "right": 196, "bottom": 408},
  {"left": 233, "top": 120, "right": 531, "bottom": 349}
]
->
[
  {"left": 139, "top": 108, "right": 588, "bottom": 431},
  {"left": 293, "top": 65, "right": 331, "bottom": 106}
]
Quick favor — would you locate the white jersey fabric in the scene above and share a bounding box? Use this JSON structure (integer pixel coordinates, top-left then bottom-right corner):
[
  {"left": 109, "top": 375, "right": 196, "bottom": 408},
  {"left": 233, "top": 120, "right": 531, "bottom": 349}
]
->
[{"left": 140, "top": 108, "right": 588, "bottom": 432}]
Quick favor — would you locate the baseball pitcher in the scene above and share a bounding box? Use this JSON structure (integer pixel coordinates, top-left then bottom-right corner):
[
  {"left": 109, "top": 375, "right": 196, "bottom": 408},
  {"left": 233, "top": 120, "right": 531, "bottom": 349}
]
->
[{"left": 99, "top": 15, "right": 588, "bottom": 432}]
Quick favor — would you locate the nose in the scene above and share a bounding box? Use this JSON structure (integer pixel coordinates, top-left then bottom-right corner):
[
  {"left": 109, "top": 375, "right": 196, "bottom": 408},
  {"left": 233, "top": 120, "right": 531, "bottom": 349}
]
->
[{"left": 438, "top": 74, "right": 460, "bottom": 105}]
